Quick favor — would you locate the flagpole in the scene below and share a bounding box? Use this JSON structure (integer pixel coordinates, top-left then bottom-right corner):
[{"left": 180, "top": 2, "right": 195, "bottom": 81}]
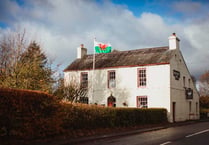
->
[{"left": 92, "top": 38, "right": 96, "bottom": 104}]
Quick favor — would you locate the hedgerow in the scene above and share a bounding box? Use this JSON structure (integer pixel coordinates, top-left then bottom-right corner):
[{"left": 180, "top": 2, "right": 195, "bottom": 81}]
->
[
  {"left": 0, "top": 88, "right": 63, "bottom": 139},
  {"left": 0, "top": 88, "right": 167, "bottom": 140}
]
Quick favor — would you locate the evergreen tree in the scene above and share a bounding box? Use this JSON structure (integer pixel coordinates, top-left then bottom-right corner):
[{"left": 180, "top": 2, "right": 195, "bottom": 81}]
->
[
  {"left": 19, "top": 41, "right": 55, "bottom": 92},
  {"left": 0, "top": 31, "right": 55, "bottom": 93}
]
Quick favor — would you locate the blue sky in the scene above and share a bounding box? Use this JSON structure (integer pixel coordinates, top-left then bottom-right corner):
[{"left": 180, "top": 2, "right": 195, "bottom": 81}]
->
[{"left": 0, "top": 0, "right": 209, "bottom": 78}]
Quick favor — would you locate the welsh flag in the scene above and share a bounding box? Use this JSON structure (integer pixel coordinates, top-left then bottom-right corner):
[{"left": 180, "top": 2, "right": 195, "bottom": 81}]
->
[{"left": 94, "top": 40, "right": 112, "bottom": 53}]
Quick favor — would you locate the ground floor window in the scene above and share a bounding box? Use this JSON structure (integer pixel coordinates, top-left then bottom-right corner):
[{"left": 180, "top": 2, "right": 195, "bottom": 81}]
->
[
  {"left": 196, "top": 102, "right": 198, "bottom": 114},
  {"left": 189, "top": 101, "right": 192, "bottom": 113},
  {"left": 137, "top": 96, "right": 147, "bottom": 108},
  {"left": 79, "top": 97, "right": 88, "bottom": 104}
]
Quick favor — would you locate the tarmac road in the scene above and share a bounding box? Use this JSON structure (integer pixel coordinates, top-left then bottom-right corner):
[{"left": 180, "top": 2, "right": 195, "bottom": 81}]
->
[{"left": 73, "top": 121, "right": 209, "bottom": 145}]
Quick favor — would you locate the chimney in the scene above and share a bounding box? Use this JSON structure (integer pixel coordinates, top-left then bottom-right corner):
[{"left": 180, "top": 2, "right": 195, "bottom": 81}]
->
[
  {"left": 168, "top": 33, "right": 180, "bottom": 50},
  {"left": 77, "top": 44, "right": 87, "bottom": 59}
]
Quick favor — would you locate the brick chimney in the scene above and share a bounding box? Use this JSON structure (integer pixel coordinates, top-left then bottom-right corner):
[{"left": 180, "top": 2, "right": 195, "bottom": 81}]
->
[
  {"left": 168, "top": 33, "right": 180, "bottom": 50},
  {"left": 77, "top": 44, "right": 87, "bottom": 59}
]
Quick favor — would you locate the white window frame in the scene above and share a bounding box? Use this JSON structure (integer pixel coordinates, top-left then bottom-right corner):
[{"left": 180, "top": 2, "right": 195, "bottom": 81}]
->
[
  {"left": 108, "top": 70, "right": 116, "bottom": 88},
  {"left": 137, "top": 96, "right": 148, "bottom": 108},
  {"left": 138, "top": 68, "right": 146, "bottom": 87},
  {"left": 80, "top": 72, "right": 88, "bottom": 88}
]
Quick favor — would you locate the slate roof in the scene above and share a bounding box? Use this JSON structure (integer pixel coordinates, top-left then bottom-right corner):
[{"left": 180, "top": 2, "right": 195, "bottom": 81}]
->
[{"left": 64, "top": 46, "right": 176, "bottom": 72}]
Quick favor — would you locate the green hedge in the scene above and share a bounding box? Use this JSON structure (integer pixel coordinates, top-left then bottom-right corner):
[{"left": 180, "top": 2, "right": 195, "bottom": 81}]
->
[
  {"left": 0, "top": 88, "right": 63, "bottom": 139},
  {"left": 62, "top": 104, "right": 168, "bottom": 129},
  {"left": 0, "top": 88, "right": 168, "bottom": 140},
  {"left": 200, "top": 108, "right": 209, "bottom": 119}
]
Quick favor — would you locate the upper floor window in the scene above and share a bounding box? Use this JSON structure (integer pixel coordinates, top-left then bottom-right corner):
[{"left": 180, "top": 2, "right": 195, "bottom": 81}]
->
[
  {"left": 183, "top": 76, "right": 186, "bottom": 87},
  {"left": 173, "top": 70, "right": 180, "bottom": 80},
  {"left": 138, "top": 68, "right": 146, "bottom": 87},
  {"left": 188, "top": 79, "right": 191, "bottom": 88},
  {"left": 108, "top": 70, "right": 116, "bottom": 88},
  {"left": 81, "top": 72, "right": 88, "bottom": 88}
]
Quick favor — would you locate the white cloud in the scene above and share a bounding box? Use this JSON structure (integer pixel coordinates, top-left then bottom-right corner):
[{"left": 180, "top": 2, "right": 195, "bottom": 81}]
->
[
  {"left": 173, "top": 1, "right": 201, "bottom": 14},
  {"left": 184, "top": 19, "right": 209, "bottom": 77},
  {"left": 0, "top": 0, "right": 208, "bottom": 78}
]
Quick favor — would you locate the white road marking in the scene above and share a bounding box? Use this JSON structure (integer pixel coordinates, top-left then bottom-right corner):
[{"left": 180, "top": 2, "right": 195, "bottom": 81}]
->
[
  {"left": 160, "top": 141, "right": 172, "bottom": 145},
  {"left": 186, "top": 129, "right": 209, "bottom": 138}
]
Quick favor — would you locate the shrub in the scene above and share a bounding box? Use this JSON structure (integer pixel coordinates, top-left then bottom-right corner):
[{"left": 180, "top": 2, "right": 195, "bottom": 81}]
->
[
  {"left": 200, "top": 108, "right": 209, "bottom": 119},
  {"left": 0, "top": 88, "right": 168, "bottom": 140},
  {"left": 200, "top": 96, "right": 209, "bottom": 109},
  {"left": 61, "top": 103, "right": 168, "bottom": 129},
  {"left": 0, "top": 88, "right": 63, "bottom": 139}
]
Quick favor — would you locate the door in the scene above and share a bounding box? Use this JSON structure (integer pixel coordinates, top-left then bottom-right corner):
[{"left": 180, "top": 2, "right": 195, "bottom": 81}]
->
[
  {"left": 172, "top": 102, "right": 176, "bottom": 123},
  {"left": 107, "top": 94, "right": 116, "bottom": 107}
]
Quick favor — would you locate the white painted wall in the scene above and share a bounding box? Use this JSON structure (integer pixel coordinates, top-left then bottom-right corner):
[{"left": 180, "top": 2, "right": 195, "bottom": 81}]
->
[
  {"left": 65, "top": 64, "right": 170, "bottom": 110},
  {"left": 169, "top": 49, "right": 199, "bottom": 122}
]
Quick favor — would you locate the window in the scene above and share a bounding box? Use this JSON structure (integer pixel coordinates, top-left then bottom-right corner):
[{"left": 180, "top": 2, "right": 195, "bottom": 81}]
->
[
  {"left": 183, "top": 76, "right": 186, "bottom": 87},
  {"left": 173, "top": 70, "right": 180, "bottom": 80},
  {"left": 81, "top": 72, "right": 88, "bottom": 88},
  {"left": 188, "top": 79, "right": 191, "bottom": 88},
  {"left": 138, "top": 68, "right": 146, "bottom": 87},
  {"left": 137, "top": 96, "right": 147, "bottom": 108},
  {"left": 79, "top": 97, "right": 88, "bottom": 104},
  {"left": 189, "top": 101, "right": 192, "bottom": 113},
  {"left": 108, "top": 70, "right": 116, "bottom": 88},
  {"left": 196, "top": 102, "right": 198, "bottom": 114}
]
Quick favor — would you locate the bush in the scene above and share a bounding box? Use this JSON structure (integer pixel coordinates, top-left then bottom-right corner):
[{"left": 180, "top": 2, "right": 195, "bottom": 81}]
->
[
  {"left": 0, "top": 88, "right": 63, "bottom": 139},
  {"left": 61, "top": 104, "right": 116, "bottom": 129},
  {"left": 200, "top": 108, "right": 209, "bottom": 119},
  {"left": 200, "top": 96, "right": 209, "bottom": 109},
  {"left": 0, "top": 88, "right": 168, "bottom": 140},
  {"left": 199, "top": 96, "right": 209, "bottom": 119},
  {"left": 61, "top": 103, "right": 168, "bottom": 129}
]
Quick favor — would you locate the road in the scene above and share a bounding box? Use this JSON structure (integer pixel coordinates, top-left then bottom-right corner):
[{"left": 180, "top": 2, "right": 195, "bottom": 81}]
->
[{"left": 73, "top": 121, "right": 209, "bottom": 145}]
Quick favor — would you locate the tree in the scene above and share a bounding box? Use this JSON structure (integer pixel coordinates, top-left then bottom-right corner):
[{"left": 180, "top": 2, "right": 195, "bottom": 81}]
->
[
  {"left": 0, "top": 30, "right": 27, "bottom": 87},
  {"left": 0, "top": 30, "right": 54, "bottom": 93},
  {"left": 199, "top": 70, "right": 209, "bottom": 97},
  {"left": 18, "top": 41, "right": 55, "bottom": 92},
  {"left": 53, "top": 77, "right": 87, "bottom": 103}
]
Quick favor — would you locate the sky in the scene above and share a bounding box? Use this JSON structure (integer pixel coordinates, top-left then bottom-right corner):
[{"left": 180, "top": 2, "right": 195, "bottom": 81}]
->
[{"left": 0, "top": 0, "right": 209, "bottom": 78}]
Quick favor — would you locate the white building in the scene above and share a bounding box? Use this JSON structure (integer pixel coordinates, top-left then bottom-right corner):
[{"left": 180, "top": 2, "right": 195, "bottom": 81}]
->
[{"left": 64, "top": 33, "right": 199, "bottom": 122}]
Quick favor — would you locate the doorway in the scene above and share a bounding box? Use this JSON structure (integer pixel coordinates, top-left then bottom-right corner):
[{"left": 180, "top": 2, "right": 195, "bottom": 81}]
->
[
  {"left": 172, "top": 102, "right": 176, "bottom": 122},
  {"left": 107, "top": 94, "right": 116, "bottom": 107}
]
